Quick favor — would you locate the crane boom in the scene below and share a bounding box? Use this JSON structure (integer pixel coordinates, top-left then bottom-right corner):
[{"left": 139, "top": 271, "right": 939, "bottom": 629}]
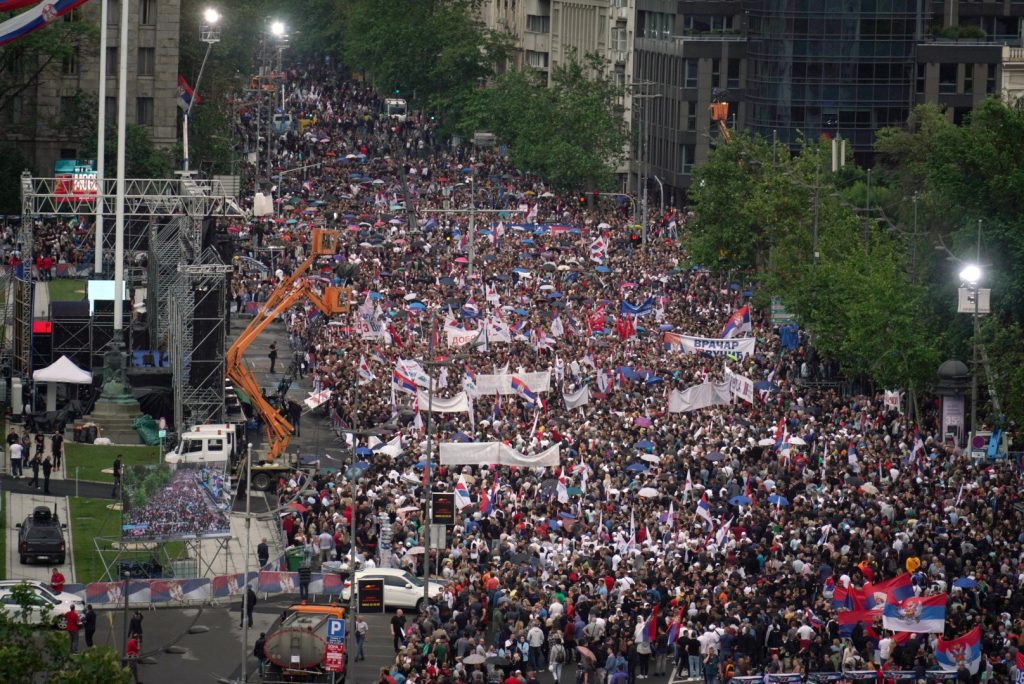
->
[{"left": 226, "top": 229, "right": 351, "bottom": 462}]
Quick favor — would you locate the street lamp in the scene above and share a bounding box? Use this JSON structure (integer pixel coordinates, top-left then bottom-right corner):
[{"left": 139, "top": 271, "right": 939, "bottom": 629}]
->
[
  {"left": 270, "top": 20, "right": 286, "bottom": 37},
  {"left": 960, "top": 262, "right": 982, "bottom": 456},
  {"left": 182, "top": 7, "right": 222, "bottom": 172}
]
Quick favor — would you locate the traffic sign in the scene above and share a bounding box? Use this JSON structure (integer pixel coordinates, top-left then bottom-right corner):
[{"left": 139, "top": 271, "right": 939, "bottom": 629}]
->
[
  {"left": 326, "top": 617, "right": 346, "bottom": 644},
  {"left": 324, "top": 642, "right": 345, "bottom": 673}
]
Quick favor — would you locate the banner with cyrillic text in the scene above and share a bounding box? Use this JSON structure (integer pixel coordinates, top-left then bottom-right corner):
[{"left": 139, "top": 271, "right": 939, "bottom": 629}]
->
[{"left": 664, "top": 333, "right": 756, "bottom": 358}]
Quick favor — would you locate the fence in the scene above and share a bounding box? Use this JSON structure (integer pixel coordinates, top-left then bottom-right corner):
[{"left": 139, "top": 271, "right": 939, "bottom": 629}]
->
[{"left": 668, "top": 670, "right": 960, "bottom": 684}]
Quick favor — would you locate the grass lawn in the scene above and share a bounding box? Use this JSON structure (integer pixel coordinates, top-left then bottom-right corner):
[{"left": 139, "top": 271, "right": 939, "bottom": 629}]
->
[
  {"left": 69, "top": 497, "right": 186, "bottom": 583},
  {"left": 65, "top": 443, "right": 160, "bottom": 483},
  {"left": 46, "top": 278, "right": 86, "bottom": 302}
]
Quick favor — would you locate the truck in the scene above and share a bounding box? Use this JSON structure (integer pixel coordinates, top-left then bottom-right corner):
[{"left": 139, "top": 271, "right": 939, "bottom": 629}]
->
[
  {"left": 384, "top": 97, "right": 407, "bottom": 122},
  {"left": 165, "top": 424, "right": 293, "bottom": 491},
  {"left": 17, "top": 506, "right": 67, "bottom": 565},
  {"left": 263, "top": 603, "right": 346, "bottom": 683}
]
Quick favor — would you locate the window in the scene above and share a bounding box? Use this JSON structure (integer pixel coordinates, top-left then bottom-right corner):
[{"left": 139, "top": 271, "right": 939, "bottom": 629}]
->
[
  {"left": 525, "top": 51, "right": 549, "bottom": 69},
  {"left": 105, "top": 47, "right": 117, "bottom": 77},
  {"left": 611, "top": 25, "right": 627, "bottom": 52},
  {"left": 684, "top": 59, "right": 698, "bottom": 88},
  {"left": 5, "top": 95, "right": 22, "bottom": 125},
  {"left": 136, "top": 96, "right": 154, "bottom": 126},
  {"left": 939, "top": 63, "right": 957, "bottom": 94},
  {"left": 986, "top": 65, "right": 997, "bottom": 94},
  {"left": 61, "top": 50, "right": 78, "bottom": 75},
  {"left": 711, "top": 59, "right": 720, "bottom": 88},
  {"left": 680, "top": 143, "right": 695, "bottom": 173},
  {"left": 686, "top": 101, "right": 696, "bottom": 130},
  {"left": 916, "top": 63, "right": 925, "bottom": 94},
  {"left": 963, "top": 65, "right": 973, "bottom": 94},
  {"left": 105, "top": 96, "right": 116, "bottom": 123},
  {"left": 525, "top": 14, "right": 549, "bottom": 33},
  {"left": 137, "top": 47, "right": 155, "bottom": 77},
  {"left": 139, "top": 0, "right": 156, "bottom": 26},
  {"left": 59, "top": 96, "right": 77, "bottom": 125},
  {"left": 727, "top": 59, "right": 740, "bottom": 89}
]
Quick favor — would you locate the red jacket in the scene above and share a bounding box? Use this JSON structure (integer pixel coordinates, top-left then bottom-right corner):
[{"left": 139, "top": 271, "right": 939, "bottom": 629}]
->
[{"left": 65, "top": 609, "right": 79, "bottom": 632}]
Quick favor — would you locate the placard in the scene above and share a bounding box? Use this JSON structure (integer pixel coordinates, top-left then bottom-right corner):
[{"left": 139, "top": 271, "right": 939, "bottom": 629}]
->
[
  {"left": 324, "top": 642, "right": 345, "bottom": 673},
  {"left": 357, "top": 578, "right": 384, "bottom": 613},
  {"left": 432, "top": 492, "right": 455, "bottom": 525}
]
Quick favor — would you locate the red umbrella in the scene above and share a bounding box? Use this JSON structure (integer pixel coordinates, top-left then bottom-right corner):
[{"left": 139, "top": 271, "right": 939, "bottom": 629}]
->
[{"left": 287, "top": 502, "right": 307, "bottom": 513}]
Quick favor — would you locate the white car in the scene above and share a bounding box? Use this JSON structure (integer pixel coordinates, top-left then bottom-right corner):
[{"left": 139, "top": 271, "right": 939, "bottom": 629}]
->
[
  {"left": 0, "top": 580, "right": 85, "bottom": 627},
  {"left": 340, "top": 568, "right": 444, "bottom": 612}
]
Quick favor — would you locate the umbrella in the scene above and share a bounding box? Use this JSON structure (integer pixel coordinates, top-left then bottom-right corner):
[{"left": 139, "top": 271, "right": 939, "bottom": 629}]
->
[
  {"left": 369, "top": 292, "right": 384, "bottom": 300},
  {"left": 659, "top": 324, "right": 674, "bottom": 331},
  {"left": 463, "top": 654, "right": 486, "bottom": 665},
  {"left": 566, "top": 486, "right": 583, "bottom": 496},
  {"left": 354, "top": 461, "right": 371, "bottom": 469},
  {"left": 455, "top": 256, "right": 469, "bottom": 264},
  {"left": 439, "top": 277, "right": 455, "bottom": 286},
  {"left": 640, "top": 453, "right": 660, "bottom": 464},
  {"left": 768, "top": 494, "right": 790, "bottom": 507},
  {"left": 859, "top": 482, "right": 879, "bottom": 495},
  {"left": 634, "top": 417, "right": 652, "bottom": 427},
  {"left": 952, "top": 577, "right": 977, "bottom": 590},
  {"left": 625, "top": 463, "right": 647, "bottom": 473},
  {"left": 406, "top": 546, "right": 426, "bottom": 555},
  {"left": 758, "top": 438, "right": 777, "bottom": 446},
  {"left": 413, "top": 461, "right": 438, "bottom": 469},
  {"left": 451, "top": 431, "right": 471, "bottom": 443},
  {"left": 486, "top": 656, "right": 510, "bottom": 667},
  {"left": 638, "top": 487, "right": 660, "bottom": 498},
  {"left": 558, "top": 512, "right": 576, "bottom": 520},
  {"left": 704, "top": 451, "right": 725, "bottom": 462},
  {"left": 788, "top": 436, "right": 807, "bottom": 446},
  {"left": 635, "top": 439, "right": 654, "bottom": 450},
  {"left": 354, "top": 447, "right": 372, "bottom": 455},
  {"left": 287, "top": 502, "right": 307, "bottom": 513},
  {"left": 596, "top": 265, "right": 610, "bottom": 273},
  {"left": 397, "top": 506, "right": 420, "bottom": 514},
  {"left": 729, "top": 495, "right": 752, "bottom": 507}
]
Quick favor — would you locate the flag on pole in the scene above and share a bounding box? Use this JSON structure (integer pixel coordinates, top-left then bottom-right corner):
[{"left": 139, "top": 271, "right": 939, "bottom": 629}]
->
[
  {"left": 936, "top": 626, "right": 982, "bottom": 675},
  {"left": 556, "top": 468, "right": 569, "bottom": 504},
  {"left": 882, "top": 594, "right": 947, "bottom": 633},
  {"left": 719, "top": 305, "right": 752, "bottom": 339},
  {"left": 695, "top": 495, "right": 713, "bottom": 529},
  {"left": 454, "top": 474, "right": 473, "bottom": 510},
  {"left": 357, "top": 355, "right": 375, "bottom": 385}
]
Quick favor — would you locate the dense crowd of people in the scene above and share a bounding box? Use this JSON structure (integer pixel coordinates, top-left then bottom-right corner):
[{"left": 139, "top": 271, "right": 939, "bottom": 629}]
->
[
  {"left": 232, "top": 63, "right": 1024, "bottom": 684},
  {"left": 122, "top": 468, "right": 230, "bottom": 540}
]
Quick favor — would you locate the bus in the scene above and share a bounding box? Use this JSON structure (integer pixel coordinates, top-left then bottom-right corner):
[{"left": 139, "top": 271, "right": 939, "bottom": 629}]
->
[{"left": 384, "top": 98, "right": 407, "bottom": 122}]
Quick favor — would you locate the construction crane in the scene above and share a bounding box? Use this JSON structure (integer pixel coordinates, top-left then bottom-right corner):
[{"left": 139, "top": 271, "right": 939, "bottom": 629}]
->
[
  {"left": 710, "top": 90, "right": 732, "bottom": 143},
  {"left": 226, "top": 228, "right": 353, "bottom": 462}
]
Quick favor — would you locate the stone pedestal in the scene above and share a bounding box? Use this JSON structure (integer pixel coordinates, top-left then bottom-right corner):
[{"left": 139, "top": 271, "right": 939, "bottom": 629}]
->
[{"left": 83, "top": 397, "right": 144, "bottom": 445}]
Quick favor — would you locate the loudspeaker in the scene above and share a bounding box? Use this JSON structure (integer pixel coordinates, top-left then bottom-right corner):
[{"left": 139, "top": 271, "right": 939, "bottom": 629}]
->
[{"left": 189, "top": 286, "right": 224, "bottom": 391}]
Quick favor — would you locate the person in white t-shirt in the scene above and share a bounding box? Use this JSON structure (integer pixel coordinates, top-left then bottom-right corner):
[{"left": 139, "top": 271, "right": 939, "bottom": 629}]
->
[{"left": 9, "top": 440, "right": 23, "bottom": 477}]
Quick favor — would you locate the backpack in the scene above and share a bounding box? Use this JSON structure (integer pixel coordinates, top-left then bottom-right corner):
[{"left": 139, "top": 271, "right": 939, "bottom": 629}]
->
[{"left": 552, "top": 644, "right": 566, "bottom": 663}]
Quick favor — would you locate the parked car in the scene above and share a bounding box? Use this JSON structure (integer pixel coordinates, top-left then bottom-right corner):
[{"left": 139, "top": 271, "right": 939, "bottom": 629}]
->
[
  {"left": 0, "top": 580, "right": 84, "bottom": 627},
  {"left": 17, "top": 506, "right": 67, "bottom": 565},
  {"left": 339, "top": 568, "right": 444, "bottom": 612}
]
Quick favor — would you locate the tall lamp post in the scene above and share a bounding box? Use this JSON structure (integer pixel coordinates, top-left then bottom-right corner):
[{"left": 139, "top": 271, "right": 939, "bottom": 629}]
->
[
  {"left": 959, "top": 262, "right": 982, "bottom": 454},
  {"left": 183, "top": 8, "right": 222, "bottom": 172}
]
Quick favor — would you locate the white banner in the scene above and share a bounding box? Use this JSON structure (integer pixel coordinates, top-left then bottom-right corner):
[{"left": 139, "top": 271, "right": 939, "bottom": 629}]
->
[
  {"left": 667, "top": 382, "right": 731, "bottom": 413},
  {"left": 884, "top": 390, "right": 903, "bottom": 414},
  {"left": 475, "top": 371, "right": 551, "bottom": 395},
  {"left": 415, "top": 390, "right": 471, "bottom": 413},
  {"left": 397, "top": 359, "right": 431, "bottom": 387},
  {"left": 439, "top": 442, "right": 560, "bottom": 467},
  {"left": 664, "top": 333, "right": 757, "bottom": 358},
  {"left": 355, "top": 318, "right": 385, "bottom": 340},
  {"left": 727, "top": 371, "right": 755, "bottom": 405},
  {"left": 445, "top": 326, "right": 480, "bottom": 348},
  {"left": 563, "top": 385, "right": 590, "bottom": 410},
  {"left": 304, "top": 389, "right": 332, "bottom": 409}
]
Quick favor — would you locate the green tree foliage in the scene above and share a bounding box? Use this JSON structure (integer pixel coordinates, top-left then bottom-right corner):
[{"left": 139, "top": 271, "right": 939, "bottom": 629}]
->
[
  {"left": 471, "top": 54, "right": 626, "bottom": 191},
  {"left": 689, "top": 136, "right": 938, "bottom": 388},
  {"left": 79, "top": 119, "right": 173, "bottom": 179},
  {"left": 0, "top": 144, "right": 34, "bottom": 213},
  {"left": 0, "top": 583, "right": 131, "bottom": 683}
]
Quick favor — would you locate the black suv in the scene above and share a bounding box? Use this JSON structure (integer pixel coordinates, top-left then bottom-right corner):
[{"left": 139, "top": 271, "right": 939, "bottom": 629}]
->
[{"left": 17, "top": 506, "right": 67, "bottom": 565}]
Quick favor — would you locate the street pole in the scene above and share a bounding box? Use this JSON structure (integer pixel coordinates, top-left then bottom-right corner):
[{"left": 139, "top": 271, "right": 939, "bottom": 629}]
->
[
  {"left": 183, "top": 40, "right": 214, "bottom": 172},
  {"left": 240, "top": 442, "right": 252, "bottom": 682},
  {"left": 422, "top": 355, "right": 434, "bottom": 607},
  {"left": 968, "top": 219, "right": 982, "bottom": 454},
  {"left": 653, "top": 175, "right": 664, "bottom": 217},
  {"left": 94, "top": 0, "right": 107, "bottom": 274},
  {"left": 349, "top": 375, "right": 360, "bottom": 666},
  {"left": 641, "top": 88, "right": 649, "bottom": 245},
  {"left": 467, "top": 171, "right": 476, "bottom": 281},
  {"left": 112, "top": 0, "right": 128, "bottom": 334},
  {"left": 121, "top": 571, "right": 130, "bottom": 657}
]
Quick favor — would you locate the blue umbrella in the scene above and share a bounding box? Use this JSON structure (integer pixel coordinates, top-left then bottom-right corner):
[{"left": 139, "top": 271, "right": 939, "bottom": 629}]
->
[
  {"left": 548, "top": 518, "right": 561, "bottom": 528},
  {"left": 369, "top": 292, "right": 384, "bottom": 300},
  {"left": 514, "top": 308, "right": 529, "bottom": 316},
  {"left": 635, "top": 440, "right": 654, "bottom": 450},
  {"left": 355, "top": 461, "right": 371, "bottom": 469},
  {"left": 596, "top": 265, "right": 610, "bottom": 273},
  {"left": 413, "top": 461, "right": 439, "bottom": 469},
  {"left": 451, "top": 431, "right": 471, "bottom": 443},
  {"left": 558, "top": 512, "right": 576, "bottom": 520},
  {"left": 286, "top": 218, "right": 298, "bottom": 225},
  {"left": 729, "top": 495, "right": 752, "bottom": 507},
  {"left": 355, "top": 447, "right": 372, "bottom": 455},
  {"left": 953, "top": 577, "right": 977, "bottom": 589},
  {"left": 522, "top": 238, "right": 535, "bottom": 246},
  {"left": 513, "top": 268, "right": 530, "bottom": 275},
  {"left": 659, "top": 324, "right": 674, "bottom": 331},
  {"left": 407, "top": 301, "right": 426, "bottom": 311},
  {"left": 439, "top": 277, "right": 455, "bottom": 286},
  {"left": 625, "top": 463, "right": 647, "bottom": 473},
  {"left": 768, "top": 494, "right": 789, "bottom": 507},
  {"left": 547, "top": 292, "right": 562, "bottom": 300}
]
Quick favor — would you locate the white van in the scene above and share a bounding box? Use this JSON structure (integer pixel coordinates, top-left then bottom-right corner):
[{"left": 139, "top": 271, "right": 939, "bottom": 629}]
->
[
  {"left": 165, "top": 430, "right": 231, "bottom": 467},
  {"left": 385, "top": 98, "right": 408, "bottom": 122},
  {"left": 189, "top": 424, "right": 241, "bottom": 460}
]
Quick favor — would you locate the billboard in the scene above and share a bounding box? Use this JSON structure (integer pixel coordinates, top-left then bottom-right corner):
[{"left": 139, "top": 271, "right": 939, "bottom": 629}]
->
[
  {"left": 357, "top": 578, "right": 384, "bottom": 613},
  {"left": 121, "top": 462, "right": 232, "bottom": 542},
  {"left": 431, "top": 492, "right": 455, "bottom": 525}
]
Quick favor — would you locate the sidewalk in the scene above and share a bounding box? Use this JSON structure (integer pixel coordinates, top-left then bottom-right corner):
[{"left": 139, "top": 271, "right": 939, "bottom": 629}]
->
[{"left": 4, "top": 490, "right": 75, "bottom": 582}]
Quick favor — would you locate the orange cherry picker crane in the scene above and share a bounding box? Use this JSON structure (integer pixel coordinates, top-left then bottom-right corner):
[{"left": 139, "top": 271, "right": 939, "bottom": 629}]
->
[{"left": 226, "top": 229, "right": 353, "bottom": 472}]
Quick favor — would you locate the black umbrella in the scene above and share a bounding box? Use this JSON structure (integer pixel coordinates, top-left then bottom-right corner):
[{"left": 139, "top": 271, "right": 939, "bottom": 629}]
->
[
  {"left": 538, "top": 478, "right": 557, "bottom": 496},
  {"left": 486, "top": 656, "right": 510, "bottom": 667}
]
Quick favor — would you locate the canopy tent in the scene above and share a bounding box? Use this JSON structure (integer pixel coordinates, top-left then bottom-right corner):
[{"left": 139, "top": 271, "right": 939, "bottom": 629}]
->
[{"left": 33, "top": 355, "right": 92, "bottom": 412}]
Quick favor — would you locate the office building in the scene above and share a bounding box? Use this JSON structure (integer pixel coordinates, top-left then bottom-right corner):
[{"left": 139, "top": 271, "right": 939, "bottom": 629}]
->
[{"left": 0, "top": 0, "right": 181, "bottom": 175}]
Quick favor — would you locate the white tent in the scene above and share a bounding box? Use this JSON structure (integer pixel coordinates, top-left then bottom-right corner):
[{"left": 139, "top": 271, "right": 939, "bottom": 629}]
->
[{"left": 33, "top": 355, "right": 92, "bottom": 411}]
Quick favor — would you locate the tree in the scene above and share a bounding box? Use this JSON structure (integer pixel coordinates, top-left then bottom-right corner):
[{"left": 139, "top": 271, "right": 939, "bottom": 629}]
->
[
  {"left": 0, "top": 144, "right": 34, "bottom": 214},
  {"left": 0, "top": 583, "right": 131, "bottom": 683},
  {"left": 473, "top": 53, "right": 627, "bottom": 191},
  {"left": 0, "top": 13, "right": 97, "bottom": 106}
]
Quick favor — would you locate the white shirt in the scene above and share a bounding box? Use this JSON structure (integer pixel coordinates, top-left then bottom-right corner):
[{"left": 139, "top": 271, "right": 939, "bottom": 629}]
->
[
  {"left": 9, "top": 443, "right": 22, "bottom": 460},
  {"left": 797, "top": 625, "right": 815, "bottom": 641}
]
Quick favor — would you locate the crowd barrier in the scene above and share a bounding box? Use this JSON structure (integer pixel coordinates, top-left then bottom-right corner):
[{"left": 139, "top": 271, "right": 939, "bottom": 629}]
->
[
  {"left": 730, "top": 671, "right": 957, "bottom": 684},
  {"left": 56, "top": 569, "right": 345, "bottom": 609}
]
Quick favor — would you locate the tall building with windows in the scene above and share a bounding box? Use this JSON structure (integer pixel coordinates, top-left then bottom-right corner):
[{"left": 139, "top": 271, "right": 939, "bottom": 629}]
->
[{"left": 0, "top": 0, "right": 181, "bottom": 175}]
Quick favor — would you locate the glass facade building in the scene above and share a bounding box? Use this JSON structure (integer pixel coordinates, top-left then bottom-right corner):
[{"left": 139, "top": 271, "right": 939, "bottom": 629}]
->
[{"left": 744, "top": 0, "right": 924, "bottom": 151}]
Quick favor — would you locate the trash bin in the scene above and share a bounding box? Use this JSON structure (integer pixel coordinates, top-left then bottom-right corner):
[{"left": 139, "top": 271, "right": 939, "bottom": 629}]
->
[{"left": 285, "top": 547, "right": 304, "bottom": 572}]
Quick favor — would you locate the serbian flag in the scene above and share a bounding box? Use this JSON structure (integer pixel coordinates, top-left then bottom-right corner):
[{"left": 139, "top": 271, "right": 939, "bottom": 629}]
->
[
  {"left": 479, "top": 486, "right": 492, "bottom": 516},
  {"left": 177, "top": 75, "right": 201, "bottom": 111},
  {"left": 774, "top": 417, "right": 788, "bottom": 451},
  {"left": 392, "top": 370, "right": 417, "bottom": 395},
  {"left": 1015, "top": 651, "right": 1024, "bottom": 684},
  {"left": 645, "top": 604, "right": 659, "bottom": 642},
  {"left": 511, "top": 376, "right": 543, "bottom": 408},
  {"left": 882, "top": 594, "right": 947, "bottom": 634},
  {"left": 837, "top": 609, "right": 880, "bottom": 637},
  {"left": 695, "top": 495, "right": 713, "bottom": 528},
  {"left": 0, "top": 0, "right": 93, "bottom": 49},
  {"left": 832, "top": 584, "right": 868, "bottom": 611},
  {"left": 935, "top": 626, "right": 982, "bottom": 674},
  {"left": 720, "top": 305, "right": 751, "bottom": 339},
  {"left": 864, "top": 573, "right": 915, "bottom": 608},
  {"left": 454, "top": 474, "right": 473, "bottom": 510}
]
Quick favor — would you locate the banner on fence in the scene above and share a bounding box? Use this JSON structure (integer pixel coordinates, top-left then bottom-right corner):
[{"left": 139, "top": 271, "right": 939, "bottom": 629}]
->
[
  {"left": 149, "top": 579, "right": 211, "bottom": 603},
  {"left": 211, "top": 573, "right": 257, "bottom": 599},
  {"left": 258, "top": 571, "right": 298, "bottom": 594}
]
